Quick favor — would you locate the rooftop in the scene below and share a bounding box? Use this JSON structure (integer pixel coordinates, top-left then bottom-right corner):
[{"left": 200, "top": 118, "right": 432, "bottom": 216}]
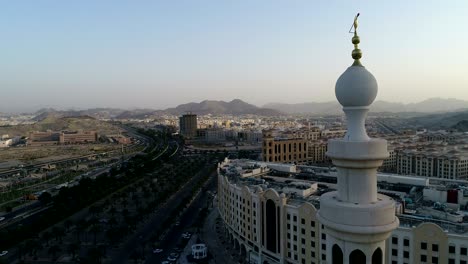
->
[{"left": 219, "top": 158, "right": 468, "bottom": 234}]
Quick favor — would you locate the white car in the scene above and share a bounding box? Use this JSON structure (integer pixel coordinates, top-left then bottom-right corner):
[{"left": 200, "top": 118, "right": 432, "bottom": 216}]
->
[
  {"left": 153, "top": 248, "right": 163, "bottom": 254},
  {"left": 0, "top": 251, "right": 8, "bottom": 256},
  {"left": 0, "top": 217, "right": 5, "bottom": 222}
]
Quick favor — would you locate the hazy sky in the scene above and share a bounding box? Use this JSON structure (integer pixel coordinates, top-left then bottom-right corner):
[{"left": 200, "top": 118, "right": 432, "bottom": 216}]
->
[{"left": 1, "top": 1, "right": 467, "bottom": 112}]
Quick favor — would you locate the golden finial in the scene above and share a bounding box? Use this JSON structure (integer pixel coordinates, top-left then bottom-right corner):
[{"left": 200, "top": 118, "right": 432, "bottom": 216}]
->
[{"left": 349, "top": 13, "right": 362, "bottom": 66}]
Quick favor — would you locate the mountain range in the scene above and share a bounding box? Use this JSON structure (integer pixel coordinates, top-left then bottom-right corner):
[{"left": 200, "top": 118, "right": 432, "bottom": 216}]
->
[
  {"left": 33, "top": 99, "right": 281, "bottom": 120},
  {"left": 30, "top": 98, "right": 468, "bottom": 121},
  {"left": 264, "top": 98, "right": 468, "bottom": 115}
]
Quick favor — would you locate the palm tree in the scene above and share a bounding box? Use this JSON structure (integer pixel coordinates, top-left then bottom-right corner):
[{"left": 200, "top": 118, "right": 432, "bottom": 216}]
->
[
  {"left": 42, "top": 231, "right": 52, "bottom": 246},
  {"left": 108, "top": 217, "right": 118, "bottom": 229},
  {"left": 130, "top": 251, "right": 140, "bottom": 264},
  {"left": 75, "top": 220, "right": 86, "bottom": 242},
  {"left": 16, "top": 242, "right": 25, "bottom": 261},
  {"left": 24, "top": 239, "right": 36, "bottom": 256},
  {"left": 48, "top": 245, "right": 61, "bottom": 260},
  {"left": 52, "top": 226, "right": 60, "bottom": 241},
  {"left": 122, "top": 208, "right": 130, "bottom": 218},
  {"left": 90, "top": 224, "right": 101, "bottom": 245},
  {"left": 87, "top": 247, "right": 103, "bottom": 264},
  {"left": 105, "top": 229, "right": 119, "bottom": 246},
  {"left": 67, "top": 243, "right": 80, "bottom": 260},
  {"left": 34, "top": 242, "right": 44, "bottom": 260},
  {"left": 109, "top": 206, "right": 117, "bottom": 217},
  {"left": 89, "top": 205, "right": 100, "bottom": 217},
  {"left": 57, "top": 227, "right": 66, "bottom": 242},
  {"left": 122, "top": 198, "right": 128, "bottom": 208},
  {"left": 98, "top": 244, "right": 107, "bottom": 258},
  {"left": 65, "top": 219, "right": 73, "bottom": 232}
]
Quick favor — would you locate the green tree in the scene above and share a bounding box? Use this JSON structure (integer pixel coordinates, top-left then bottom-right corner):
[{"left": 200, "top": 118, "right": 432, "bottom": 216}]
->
[
  {"left": 90, "top": 224, "right": 101, "bottom": 245},
  {"left": 38, "top": 192, "right": 52, "bottom": 205},
  {"left": 64, "top": 219, "right": 73, "bottom": 232},
  {"left": 67, "top": 243, "right": 80, "bottom": 260},
  {"left": 48, "top": 244, "right": 61, "bottom": 260},
  {"left": 87, "top": 247, "right": 103, "bottom": 264},
  {"left": 42, "top": 231, "right": 52, "bottom": 246}
]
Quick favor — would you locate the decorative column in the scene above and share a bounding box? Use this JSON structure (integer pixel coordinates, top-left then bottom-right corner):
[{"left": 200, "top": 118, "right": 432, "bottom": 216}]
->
[{"left": 316, "top": 14, "right": 399, "bottom": 264}]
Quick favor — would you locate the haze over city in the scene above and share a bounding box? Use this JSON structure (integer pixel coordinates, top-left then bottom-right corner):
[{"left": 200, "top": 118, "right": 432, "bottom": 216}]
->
[
  {"left": 1, "top": 1, "right": 468, "bottom": 112},
  {"left": 4, "top": 2, "right": 468, "bottom": 264}
]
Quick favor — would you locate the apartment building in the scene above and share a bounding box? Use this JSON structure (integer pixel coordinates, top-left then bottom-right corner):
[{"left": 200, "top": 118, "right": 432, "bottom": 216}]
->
[
  {"left": 262, "top": 130, "right": 308, "bottom": 164},
  {"left": 217, "top": 159, "right": 468, "bottom": 264}
]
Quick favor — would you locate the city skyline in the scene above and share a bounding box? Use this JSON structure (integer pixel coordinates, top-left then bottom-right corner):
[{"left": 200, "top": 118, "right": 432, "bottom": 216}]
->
[{"left": 1, "top": 1, "right": 467, "bottom": 112}]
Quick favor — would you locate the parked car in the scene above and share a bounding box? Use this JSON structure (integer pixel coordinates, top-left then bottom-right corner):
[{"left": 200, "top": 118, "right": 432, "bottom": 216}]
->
[
  {"left": 167, "top": 252, "right": 179, "bottom": 261},
  {"left": 153, "top": 248, "right": 163, "bottom": 254},
  {"left": 181, "top": 232, "right": 191, "bottom": 239},
  {"left": 0, "top": 251, "right": 8, "bottom": 256}
]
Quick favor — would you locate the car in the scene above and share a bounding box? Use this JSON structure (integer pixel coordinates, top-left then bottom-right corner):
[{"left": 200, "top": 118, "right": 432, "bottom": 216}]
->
[
  {"left": 174, "top": 247, "right": 183, "bottom": 253},
  {"left": 175, "top": 221, "right": 180, "bottom": 226},
  {"left": 167, "top": 256, "right": 177, "bottom": 261},
  {"left": 169, "top": 252, "right": 179, "bottom": 258},
  {"left": 161, "top": 261, "right": 170, "bottom": 264},
  {"left": 0, "top": 251, "right": 8, "bottom": 256},
  {"left": 181, "top": 232, "right": 191, "bottom": 239},
  {"left": 0, "top": 217, "right": 5, "bottom": 222},
  {"left": 153, "top": 248, "right": 163, "bottom": 254}
]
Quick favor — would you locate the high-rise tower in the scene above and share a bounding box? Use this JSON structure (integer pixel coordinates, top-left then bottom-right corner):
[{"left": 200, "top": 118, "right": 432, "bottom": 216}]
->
[
  {"left": 179, "top": 113, "right": 197, "bottom": 139},
  {"left": 316, "top": 14, "right": 399, "bottom": 264}
]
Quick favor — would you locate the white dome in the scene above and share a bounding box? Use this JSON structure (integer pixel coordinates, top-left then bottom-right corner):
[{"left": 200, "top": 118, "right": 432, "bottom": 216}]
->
[{"left": 335, "top": 65, "right": 378, "bottom": 107}]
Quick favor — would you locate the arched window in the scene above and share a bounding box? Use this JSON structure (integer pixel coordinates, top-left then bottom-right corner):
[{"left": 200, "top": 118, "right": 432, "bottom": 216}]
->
[
  {"left": 266, "top": 199, "right": 277, "bottom": 253},
  {"left": 332, "top": 244, "right": 343, "bottom": 264},
  {"left": 372, "top": 248, "right": 382, "bottom": 264},
  {"left": 350, "top": 249, "right": 366, "bottom": 264}
]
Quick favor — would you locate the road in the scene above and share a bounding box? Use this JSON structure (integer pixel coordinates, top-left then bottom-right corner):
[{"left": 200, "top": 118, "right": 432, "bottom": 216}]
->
[
  {"left": 145, "top": 170, "right": 217, "bottom": 264},
  {"left": 0, "top": 125, "right": 151, "bottom": 178},
  {"left": 109, "top": 167, "right": 217, "bottom": 264}
]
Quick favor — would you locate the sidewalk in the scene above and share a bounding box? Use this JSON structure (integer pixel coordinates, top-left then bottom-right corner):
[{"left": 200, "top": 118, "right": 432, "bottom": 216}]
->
[
  {"left": 177, "top": 234, "right": 198, "bottom": 264},
  {"left": 200, "top": 204, "right": 239, "bottom": 264}
]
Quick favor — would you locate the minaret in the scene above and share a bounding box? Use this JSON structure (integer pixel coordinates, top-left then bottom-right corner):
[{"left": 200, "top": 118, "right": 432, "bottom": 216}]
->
[{"left": 316, "top": 14, "right": 399, "bottom": 264}]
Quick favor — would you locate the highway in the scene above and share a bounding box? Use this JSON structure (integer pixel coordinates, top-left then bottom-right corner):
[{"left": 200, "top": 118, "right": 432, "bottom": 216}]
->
[
  {"left": 0, "top": 125, "right": 153, "bottom": 179},
  {"left": 107, "top": 166, "right": 217, "bottom": 264},
  {"left": 145, "top": 171, "right": 217, "bottom": 263}
]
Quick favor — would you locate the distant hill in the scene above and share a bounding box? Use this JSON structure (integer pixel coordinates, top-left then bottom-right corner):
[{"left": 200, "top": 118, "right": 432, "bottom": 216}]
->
[
  {"left": 401, "top": 110, "right": 468, "bottom": 131},
  {"left": 452, "top": 120, "right": 468, "bottom": 132},
  {"left": 27, "top": 99, "right": 281, "bottom": 121},
  {"left": 0, "top": 115, "right": 120, "bottom": 137},
  {"left": 264, "top": 98, "right": 468, "bottom": 115},
  {"left": 33, "top": 108, "right": 127, "bottom": 121},
  {"left": 19, "top": 97, "right": 468, "bottom": 121},
  {"left": 165, "top": 99, "right": 281, "bottom": 116},
  {"left": 115, "top": 109, "right": 166, "bottom": 119}
]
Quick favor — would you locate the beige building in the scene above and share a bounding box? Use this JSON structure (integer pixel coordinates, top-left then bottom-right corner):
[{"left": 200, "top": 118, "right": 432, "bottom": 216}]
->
[
  {"left": 262, "top": 130, "right": 308, "bottom": 164},
  {"left": 59, "top": 131, "right": 97, "bottom": 144},
  {"left": 29, "top": 131, "right": 60, "bottom": 142},
  {"left": 396, "top": 148, "right": 468, "bottom": 180},
  {"left": 381, "top": 147, "right": 397, "bottom": 172},
  {"left": 286, "top": 127, "right": 321, "bottom": 141},
  {"left": 307, "top": 141, "right": 330, "bottom": 164},
  {"left": 261, "top": 128, "right": 336, "bottom": 165},
  {"left": 217, "top": 159, "right": 468, "bottom": 264},
  {"left": 319, "top": 128, "right": 346, "bottom": 139}
]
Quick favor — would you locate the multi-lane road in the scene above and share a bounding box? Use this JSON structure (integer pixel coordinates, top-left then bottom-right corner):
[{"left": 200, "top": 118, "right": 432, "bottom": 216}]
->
[{"left": 107, "top": 165, "right": 217, "bottom": 264}]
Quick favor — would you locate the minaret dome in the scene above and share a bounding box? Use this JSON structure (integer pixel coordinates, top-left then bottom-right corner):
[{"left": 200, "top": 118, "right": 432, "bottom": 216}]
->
[{"left": 335, "top": 66, "right": 377, "bottom": 107}]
